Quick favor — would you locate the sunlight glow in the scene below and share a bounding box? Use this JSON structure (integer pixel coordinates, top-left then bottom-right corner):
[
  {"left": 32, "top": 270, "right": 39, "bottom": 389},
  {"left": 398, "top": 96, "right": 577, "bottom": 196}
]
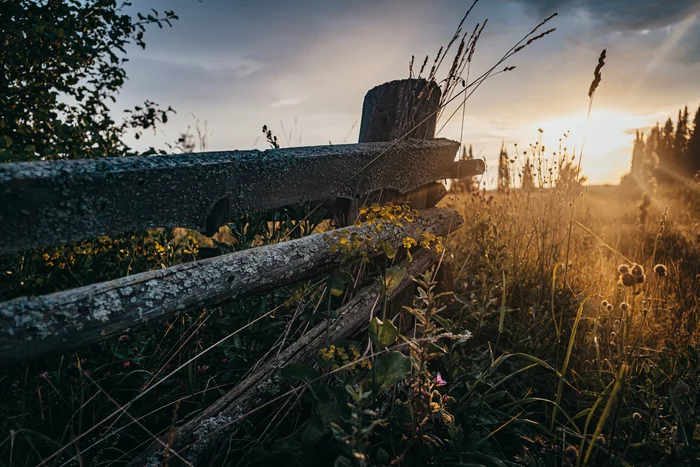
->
[
  {"left": 526, "top": 110, "right": 652, "bottom": 183},
  {"left": 533, "top": 110, "right": 646, "bottom": 157},
  {"left": 630, "top": 11, "right": 700, "bottom": 93}
]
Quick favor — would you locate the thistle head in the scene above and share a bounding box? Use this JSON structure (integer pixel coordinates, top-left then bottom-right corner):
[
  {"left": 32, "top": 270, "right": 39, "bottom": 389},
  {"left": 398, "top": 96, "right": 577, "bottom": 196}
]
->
[
  {"left": 631, "top": 263, "right": 644, "bottom": 277},
  {"left": 621, "top": 273, "right": 636, "bottom": 287},
  {"left": 563, "top": 445, "right": 579, "bottom": 467},
  {"left": 654, "top": 264, "right": 667, "bottom": 277}
]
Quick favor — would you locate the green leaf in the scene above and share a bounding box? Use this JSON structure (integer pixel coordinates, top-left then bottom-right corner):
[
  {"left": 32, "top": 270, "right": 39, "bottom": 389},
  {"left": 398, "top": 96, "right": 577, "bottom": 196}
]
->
[
  {"left": 369, "top": 317, "right": 399, "bottom": 348},
  {"left": 2, "top": 135, "right": 12, "bottom": 148},
  {"left": 669, "top": 388, "right": 689, "bottom": 421},
  {"left": 385, "top": 265, "right": 406, "bottom": 295},
  {"left": 280, "top": 363, "right": 321, "bottom": 382},
  {"left": 382, "top": 241, "right": 397, "bottom": 259},
  {"left": 328, "top": 269, "right": 346, "bottom": 297},
  {"left": 372, "top": 351, "right": 411, "bottom": 392}
]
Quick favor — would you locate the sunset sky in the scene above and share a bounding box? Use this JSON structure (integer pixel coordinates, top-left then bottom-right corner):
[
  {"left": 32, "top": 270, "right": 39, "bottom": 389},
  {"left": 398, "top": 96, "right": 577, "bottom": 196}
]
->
[{"left": 118, "top": 0, "right": 700, "bottom": 185}]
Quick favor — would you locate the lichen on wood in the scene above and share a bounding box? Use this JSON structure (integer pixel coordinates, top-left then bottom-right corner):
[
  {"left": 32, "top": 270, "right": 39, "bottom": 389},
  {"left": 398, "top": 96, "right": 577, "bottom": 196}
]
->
[
  {"left": 0, "top": 139, "right": 476, "bottom": 254},
  {"left": 127, "top": 248, "right": 441, "bottom": 467},
  {"left": 0, "top": 208, "right": 463, "bottom": 366}
]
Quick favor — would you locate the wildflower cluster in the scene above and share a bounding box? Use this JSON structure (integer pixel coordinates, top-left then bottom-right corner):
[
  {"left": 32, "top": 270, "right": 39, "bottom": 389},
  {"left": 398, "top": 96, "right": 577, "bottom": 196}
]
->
[
  {"left": 330, "top": 203, "right": 440, "bottom": 263},
  {"left": 329, "top": 230, "right": 376, "bottom": 262},
  {"left": 319, "top": 344, "right": 371, "bottom": 371},
  {"left": 356, "top": 203, "right": 417, "bottom": 228}
]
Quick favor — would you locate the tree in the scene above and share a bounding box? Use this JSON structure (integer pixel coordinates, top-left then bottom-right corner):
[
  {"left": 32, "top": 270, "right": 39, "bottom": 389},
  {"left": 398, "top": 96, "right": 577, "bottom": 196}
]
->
[
  {"left": 630, "top": 130, "right": 646, "bottom": 175},
  {"left": 646, "top": 123, "right": 660, "bottom": 165},
  {"left": 656, "top": 118, "right": 676, "bottom": 183},
  {"left": 0, "top": 0, "right": 178, "bottom": 163},
  {"left": 498, "top": 140, "right": 510, "bottom": 193},
  {"left": 675, "top": 106, "right": 689, "bottom": 171},
  {"left": 521, "top": 155, "right": 535, "bottom": 191},
  {"left": 688, "top": 104, "right": 700, "bottom": 176},
  {"left": 622, "top": 130, "right": 657, "bottom": 193}
]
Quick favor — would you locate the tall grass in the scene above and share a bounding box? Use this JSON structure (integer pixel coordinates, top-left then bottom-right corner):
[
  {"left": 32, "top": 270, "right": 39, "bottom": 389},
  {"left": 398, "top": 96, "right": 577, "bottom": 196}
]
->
[{"left": 1, "top": 6, "right": 699, "bottom": 467}]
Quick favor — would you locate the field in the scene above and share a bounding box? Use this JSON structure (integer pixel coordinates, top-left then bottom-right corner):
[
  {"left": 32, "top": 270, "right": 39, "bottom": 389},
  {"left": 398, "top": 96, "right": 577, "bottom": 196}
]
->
[
  {"left": 1, "top": 171, "right": 698, "bottom": 466},
  {"left": 1, "top": 2, "right": 700, "bottom": 466}
]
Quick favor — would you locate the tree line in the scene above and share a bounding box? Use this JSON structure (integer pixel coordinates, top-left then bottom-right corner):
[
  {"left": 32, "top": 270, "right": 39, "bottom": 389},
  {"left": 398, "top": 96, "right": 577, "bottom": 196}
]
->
[{"left": 624, "top": 104, "right": 700, "bottom": 191}]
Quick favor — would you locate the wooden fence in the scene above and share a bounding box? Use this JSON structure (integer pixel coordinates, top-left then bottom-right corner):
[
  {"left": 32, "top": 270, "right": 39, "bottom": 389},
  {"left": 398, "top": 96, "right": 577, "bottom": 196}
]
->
[{"left": 0, "top": 78, "right": 484, "bottom": 465}]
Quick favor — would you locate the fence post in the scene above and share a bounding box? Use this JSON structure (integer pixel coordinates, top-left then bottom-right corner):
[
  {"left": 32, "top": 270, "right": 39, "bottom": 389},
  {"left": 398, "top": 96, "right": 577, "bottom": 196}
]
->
[
  {"left": 359, "top": 78, "right": 440, "bottom": 143},
  {"left": 355, "top": 78, "right": 445, "bottom": 214},
  {"left": 357, "top": 78, "right": 455, "bottom": 320}
]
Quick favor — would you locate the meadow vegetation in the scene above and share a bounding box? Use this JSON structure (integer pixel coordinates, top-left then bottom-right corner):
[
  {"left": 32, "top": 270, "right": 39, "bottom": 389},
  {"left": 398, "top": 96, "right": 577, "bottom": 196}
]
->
[{"left": 1, "top": 2, "right": 699, "bottom": 466}]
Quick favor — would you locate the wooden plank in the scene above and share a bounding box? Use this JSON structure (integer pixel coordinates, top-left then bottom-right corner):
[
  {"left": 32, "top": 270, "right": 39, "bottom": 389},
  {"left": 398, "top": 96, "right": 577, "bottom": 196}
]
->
[
  {"left": 0, "top": 208, "right": 463, "bottom": 366},
  {"left": 0, "top": 138, "right": 476, "bottom": 254},
  {"left": 127, "top": 248, "right": 441, "bottom": 467},
  {"left": 442, "top": 158, "right": 485, "bottom": 180}
]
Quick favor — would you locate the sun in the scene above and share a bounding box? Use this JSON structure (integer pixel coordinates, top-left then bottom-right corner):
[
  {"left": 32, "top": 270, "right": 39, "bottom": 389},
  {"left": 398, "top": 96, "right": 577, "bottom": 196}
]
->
[{"left": 529, "top": 110, "right": 651, "bottom": 184}]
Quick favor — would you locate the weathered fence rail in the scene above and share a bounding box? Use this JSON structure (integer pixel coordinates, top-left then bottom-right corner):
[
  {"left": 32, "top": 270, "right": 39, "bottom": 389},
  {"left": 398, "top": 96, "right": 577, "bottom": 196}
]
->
[
  {"left": 0, "top": 208, "right": 461, "bottom": 364},
  {"left": 129, "top": 248, "right": 442, "bottom": 466},
  {"left": 0, "top": 77, "right": 484, "bottom": 465},
  {"left": 0, "top": 139, "right": 482, "bottom": 254}
]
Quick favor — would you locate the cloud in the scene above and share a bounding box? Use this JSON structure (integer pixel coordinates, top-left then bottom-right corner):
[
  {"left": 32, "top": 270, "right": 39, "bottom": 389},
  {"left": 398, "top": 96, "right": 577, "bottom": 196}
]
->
[
  {"left": 516, "top": 0, "right": 700, "bottom": 31},
  {"left": 113, "top": 0, "right": 700, "bottom": 184},
  {"left": 271, "top": 96, "right": 308, "bottom": 108}
]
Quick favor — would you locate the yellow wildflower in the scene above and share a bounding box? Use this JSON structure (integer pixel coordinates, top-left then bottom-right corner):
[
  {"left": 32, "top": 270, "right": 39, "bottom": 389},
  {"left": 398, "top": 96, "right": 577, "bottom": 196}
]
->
[{"left": 403, "top": 237, "right": 417, "bottom": 249}]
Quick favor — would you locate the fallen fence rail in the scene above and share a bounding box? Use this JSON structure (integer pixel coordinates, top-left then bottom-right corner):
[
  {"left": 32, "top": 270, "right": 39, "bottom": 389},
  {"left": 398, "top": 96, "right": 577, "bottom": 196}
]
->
[{"left": 128, "top": 248, "right": 441, "bottom": 466}]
